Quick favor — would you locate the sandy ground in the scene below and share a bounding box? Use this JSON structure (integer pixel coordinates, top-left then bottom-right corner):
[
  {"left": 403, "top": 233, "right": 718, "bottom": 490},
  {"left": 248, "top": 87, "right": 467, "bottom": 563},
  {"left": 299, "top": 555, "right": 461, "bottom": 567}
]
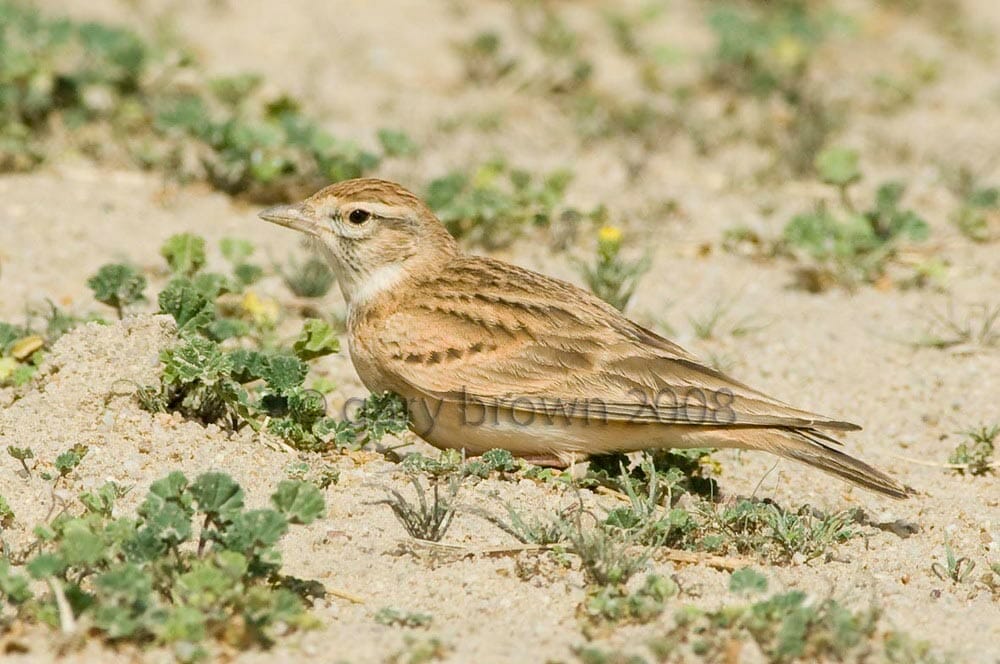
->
[{"left": 2, "top": 1, "right": 999, "bottom": 662}]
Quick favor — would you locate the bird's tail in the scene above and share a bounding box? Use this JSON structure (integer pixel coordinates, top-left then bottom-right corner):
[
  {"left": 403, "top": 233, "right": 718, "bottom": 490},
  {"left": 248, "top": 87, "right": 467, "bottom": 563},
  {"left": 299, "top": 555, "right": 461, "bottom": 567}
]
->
[{"left": 757, "top": 427, "right": 914, "bottom": 500}]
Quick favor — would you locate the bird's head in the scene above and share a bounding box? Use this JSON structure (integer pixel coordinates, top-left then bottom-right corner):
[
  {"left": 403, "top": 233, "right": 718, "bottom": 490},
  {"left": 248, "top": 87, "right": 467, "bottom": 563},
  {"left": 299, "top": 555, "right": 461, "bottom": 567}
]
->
[{"left": 259, "top": 179, "right": 457, "bottom": 306}]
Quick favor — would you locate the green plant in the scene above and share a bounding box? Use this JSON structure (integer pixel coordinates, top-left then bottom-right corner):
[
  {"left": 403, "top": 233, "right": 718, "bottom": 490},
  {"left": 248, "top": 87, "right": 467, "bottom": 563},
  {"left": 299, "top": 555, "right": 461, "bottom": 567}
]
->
[
  {"left": 583, "top": 574, "right": 676, "bottom": 627},
  {"left": 87, "top": 263, "right": 147, "bottom": 319},
  {"left": 0, "top": 320, "right": 50, "bottom": 388},
  {"left": 455, "top": 30, "right": 518, "bottom": 84},
  {"left": 375, "top": 606, "right": 433, "bottom": 628},
  {"left": 372, "top": 475, "right": 459, "bottom": 543},
  {"left": 425, "top": 160, "right": 574, "bottom": 249},
  {"left": 279, "top": 255, "right": 336, "bottom": 298},
  {"left": 6, "top": 445, "right": 35, "bottom": 476},
  {"left": 948, "top": 425, "right": 997, "bottom": 476},
  {"left": 141, "top": 323, "right": 346, "bottom": 449},
  {"left": 950, "top": 175, "right": 1000, "bottom": 243},
  {"left": 577, "top": 226, "right": 650, "bottom": 311},
  {"left": 931, "top": 543, "right": 976, "bottom": 584},
  {"left": 284, "top": 458, "right": 339, "bottom": 489},
  {"left": 782, "top": 148, "right": 931, "bottom": 290},
  {"left": 695, "top": 499, "right": 859, "bottom": 564},
  {"left": 0, "top": 472, "right": 324, "bottom": 659},
  {"left": 915, "top": 302, "right": 1000, "bottom": 351},
  {"left": 569, "top": 521, "right": 649, "bottom": 588},
  {"left": 647, "top": 570, "right": 937, "bottom": 663},
  {"left": 478, "top": 504, "right": 571, "bottom": 545},
  {"left": 706, "top": 1, "right": 844, "bottom": 174},
  {"left": 0, "top": 2, "right": 393, "bottom": 200}
]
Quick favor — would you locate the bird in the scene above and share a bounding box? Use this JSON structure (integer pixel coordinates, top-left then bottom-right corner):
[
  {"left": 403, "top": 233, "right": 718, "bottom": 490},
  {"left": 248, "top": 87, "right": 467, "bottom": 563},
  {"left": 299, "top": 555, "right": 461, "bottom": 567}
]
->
[{"left": 259, "top": 178, "right": 912, "bottom": 499}]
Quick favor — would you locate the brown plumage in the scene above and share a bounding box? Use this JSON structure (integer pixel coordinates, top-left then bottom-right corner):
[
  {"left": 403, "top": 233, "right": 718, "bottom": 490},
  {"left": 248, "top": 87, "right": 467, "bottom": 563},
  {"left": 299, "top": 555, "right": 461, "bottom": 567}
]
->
[{"left": 259, "top": 178, "right": 913, "bottom": 499}]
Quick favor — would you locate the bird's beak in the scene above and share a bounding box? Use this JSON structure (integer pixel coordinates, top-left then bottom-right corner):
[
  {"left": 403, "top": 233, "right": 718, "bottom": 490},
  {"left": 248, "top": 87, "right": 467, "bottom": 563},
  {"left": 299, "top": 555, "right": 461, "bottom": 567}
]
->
[{"left": 258, "top": 203, "right": 317, "bottom": 235}]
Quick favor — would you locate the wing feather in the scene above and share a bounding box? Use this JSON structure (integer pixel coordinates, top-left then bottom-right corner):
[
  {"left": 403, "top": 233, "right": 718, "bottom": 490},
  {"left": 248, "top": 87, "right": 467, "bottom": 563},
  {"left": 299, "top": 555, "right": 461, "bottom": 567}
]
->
[{"left": 359, "top": 256, "right": 859, "bottom": 433}]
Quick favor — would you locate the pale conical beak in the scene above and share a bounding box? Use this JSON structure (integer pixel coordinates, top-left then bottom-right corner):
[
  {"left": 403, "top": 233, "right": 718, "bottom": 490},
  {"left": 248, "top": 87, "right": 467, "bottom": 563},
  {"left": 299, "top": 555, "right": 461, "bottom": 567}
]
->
[{"left": 258, "top": 203, "right": 317, "bottom": 235}]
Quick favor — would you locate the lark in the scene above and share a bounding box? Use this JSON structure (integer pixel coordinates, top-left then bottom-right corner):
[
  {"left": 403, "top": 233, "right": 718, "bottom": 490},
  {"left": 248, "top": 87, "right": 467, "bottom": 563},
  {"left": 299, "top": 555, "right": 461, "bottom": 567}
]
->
[{"left": 260, "top": 178, "right": 912, "bottom": 499}]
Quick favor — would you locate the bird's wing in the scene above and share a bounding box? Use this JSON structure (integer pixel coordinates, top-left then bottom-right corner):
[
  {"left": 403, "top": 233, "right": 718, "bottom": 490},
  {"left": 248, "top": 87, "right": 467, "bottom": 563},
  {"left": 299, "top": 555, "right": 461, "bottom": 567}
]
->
[{"left": 363, "top": 256, "right": 858, "bottom": 432}]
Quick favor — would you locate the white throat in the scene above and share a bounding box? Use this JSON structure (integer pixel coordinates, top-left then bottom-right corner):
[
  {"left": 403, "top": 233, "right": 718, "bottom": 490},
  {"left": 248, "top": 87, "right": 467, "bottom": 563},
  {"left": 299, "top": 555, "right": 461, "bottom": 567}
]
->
[{"left": 343, "top": 262, "right": 407, "bottom": 308}]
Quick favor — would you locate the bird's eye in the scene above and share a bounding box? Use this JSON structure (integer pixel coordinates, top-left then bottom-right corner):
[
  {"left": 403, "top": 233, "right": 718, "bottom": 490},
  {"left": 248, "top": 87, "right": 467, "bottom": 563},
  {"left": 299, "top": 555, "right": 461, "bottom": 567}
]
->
[{"left": 348, "top": 209, "right": 371, "bottom": 224}]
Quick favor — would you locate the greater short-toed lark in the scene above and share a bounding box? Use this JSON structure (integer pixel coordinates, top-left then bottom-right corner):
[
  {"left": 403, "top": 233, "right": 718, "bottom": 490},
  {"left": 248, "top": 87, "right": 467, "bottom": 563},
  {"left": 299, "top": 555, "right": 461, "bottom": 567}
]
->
[{"left": 260, "top": 178, "right": 912, "bottom": 499}]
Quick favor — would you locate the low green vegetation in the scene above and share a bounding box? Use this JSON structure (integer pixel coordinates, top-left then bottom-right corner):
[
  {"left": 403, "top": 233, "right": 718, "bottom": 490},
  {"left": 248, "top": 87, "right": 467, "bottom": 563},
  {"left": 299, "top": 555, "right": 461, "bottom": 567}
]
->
[
  {"left": 0, "top": 302, "right": 82, "bottom": 388},
  {"left": 915, "top": 302, "right": 1000, "bottom": 351},
  {"left": 780, "top": 147, "right": 933, "bottom": 291},
  {"left": 0, "top": 471, "right": 325, "bottom": 661},
  {"left": 946, "top": 168, "right": 1000, "bottom": 243},
  {"left": 425, "top": 159, "right": 578, "bottom": 249},
  {"left": 577, "top": 226, "right": 650, "bottom": 312},
  {"left": 948, "top": 424, "right": 997, "bottom": 476},
  {"left": 577, "top": 569, "right": 941, "bottom": 664},
  {"left": 706, "top": 0, "right": 846, "bottom": 174},
  {"left": 0, "top": 1, "right": 405, "bottom": 201},
  {"left": 84, "top": 232, "right": 409, "bottom": 453},
  {"left": 375, "top": 606, "right": 433, "bottom": 629},
  {"left": 931, "top": 543, "right": 977, "bottom": 584}
]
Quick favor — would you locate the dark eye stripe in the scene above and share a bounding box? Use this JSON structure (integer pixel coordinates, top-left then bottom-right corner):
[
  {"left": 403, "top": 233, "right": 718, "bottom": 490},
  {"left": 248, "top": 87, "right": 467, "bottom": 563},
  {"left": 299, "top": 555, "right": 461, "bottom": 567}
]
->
[{"left": 348, "top": 209, "right": 371, "bottom": 224}]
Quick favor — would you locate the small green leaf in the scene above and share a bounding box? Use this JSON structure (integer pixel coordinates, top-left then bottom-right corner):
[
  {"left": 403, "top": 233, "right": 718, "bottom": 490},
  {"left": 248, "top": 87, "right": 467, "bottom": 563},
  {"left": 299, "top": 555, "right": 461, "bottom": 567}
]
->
[
  {"left": 87, "top": 263, "right": 147, "bottom": 315},
  {"left": 54, "top": 444, "right": 89, "bottom": 477},
  {"left": 220, "top": 237, "right": 255, "bottom": 264},
  {"left": 158, "top": 278, "right": 215, "bottom": 333},
  {"left": 729, "top": 567, "right": 769, "bottom": 595},
  {"left": 271, "top": 480, "right": 325, "bottom": 524},
  {"left": 27, "top": 553, "right": 66, "bottom": 579},
  {"left": 263, "top": 355, "right": 308, "bottom": 394},
  {"left": 228, "top": 348, "right": 270, "bottom": 384},
  {"left": 292, "top": 319, "right": 340, "bottom": 361},
  {"left": 222, "top": 509, "right": 288, "bottom": 551},
  {"left": 0, "top": 559, "right": 32, "bottom": 604},
  {"left": 190, "top": 472, "right": 244, "bottom": 521},
  {"left": 357, "top": 392, "right": 410, "bottom": 442},
  {"left": 815, "top": 147, "right": 861, "bottom": 188},
  {"left": 59, "top": 519, "right": 105, "bottom": 566},
  {"left": 161, "top": 233, "right": 207, "bottom": 276},
  {"left": 377, "top": 128, "right": 418, "bottom": 157},
  {"left": 161, "top": 335, "right": 232, "bottom": 387}
]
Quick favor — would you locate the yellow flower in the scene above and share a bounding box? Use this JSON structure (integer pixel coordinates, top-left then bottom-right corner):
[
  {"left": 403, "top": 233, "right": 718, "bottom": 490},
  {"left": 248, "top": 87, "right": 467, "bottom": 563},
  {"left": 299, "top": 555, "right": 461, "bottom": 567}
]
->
[
  {"left": 598, "top": 225, "right": 623, "bottom": 245},
  {"left": 772, "top": 35, "right": 806, "bottom": 69},
  {"left": 242, "top": 291, "right": 280, "bottom": 327}
]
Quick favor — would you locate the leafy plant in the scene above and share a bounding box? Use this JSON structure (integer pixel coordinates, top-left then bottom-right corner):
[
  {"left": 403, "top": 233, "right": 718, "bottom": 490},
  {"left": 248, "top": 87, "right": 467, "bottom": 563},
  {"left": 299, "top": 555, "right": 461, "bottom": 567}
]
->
[
  {"left": 279, "top": 255, "right": 336, "bottom": 298},
  {"left": 0, "top": 472, "right": 324, "bottom": 659},
  {"left": 949, "top": 172, "right": 1000, "bottom": 243},
  {"left": 577, "top": 226, "right": 650, "bottom": 311},
  {"left": 930, "top": 543, "right": 976, "bottom": 584},
  {"left": 6, "top": 446, "right": 34, "bottom": 476},
  {"left": 0, "top": 2, "right": 394, "bottom": 200},
  {"left": 425, "top": 160, "right": 574, "bottom": 249},
  {"left": 0, "top": 319, "right": 48, "bottom": 388},
  {"left": 782, "top": 148, "right": 931, "bottom": 290},
  {"left": 375, "top": 606, "right": 433, "bottom": 628},
  {"left": 706, "top": 1, "right": 844, "bottom": 173},
  {"left": 372, "top": 475, "right": 459, "bottom": 543},
  {"left": 582, "top": 574, "right": 676, "bottom": 627},
  {"left": 87, "top": 263, "right": 147, "bottom": 318},
  {"left": 948, "top": 424, "right": 997, "bottom": 476},
  {"left": 455, "top": 30, "right": 518, "bottom": 84},
  {"left": 647, "top": 571, "right": 936, "bottom": 663}
]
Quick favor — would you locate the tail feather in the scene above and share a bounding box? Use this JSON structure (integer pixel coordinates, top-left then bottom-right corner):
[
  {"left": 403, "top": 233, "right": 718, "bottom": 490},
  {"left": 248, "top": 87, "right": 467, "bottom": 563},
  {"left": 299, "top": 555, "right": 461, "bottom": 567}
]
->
[{"left": 775, "top": 428, "right": 914, "bottom": 500}]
